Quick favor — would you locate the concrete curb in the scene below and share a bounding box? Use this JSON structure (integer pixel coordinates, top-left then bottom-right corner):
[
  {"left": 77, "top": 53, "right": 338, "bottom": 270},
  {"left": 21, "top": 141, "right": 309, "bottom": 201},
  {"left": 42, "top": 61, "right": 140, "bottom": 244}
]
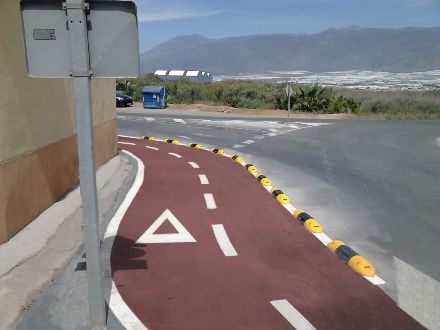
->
[
  {"left": 141, "top": 135, "right": 385, "bottom": 286},
  {"left": 0, "top": 154, "right": 134, "bottom": 329}
]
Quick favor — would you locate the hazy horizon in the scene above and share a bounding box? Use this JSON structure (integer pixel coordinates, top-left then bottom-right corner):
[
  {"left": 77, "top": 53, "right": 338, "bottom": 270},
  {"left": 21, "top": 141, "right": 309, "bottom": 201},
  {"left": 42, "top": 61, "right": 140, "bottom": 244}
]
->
[{"left": 133, "top": 0, "right": 440, "bottom": 52}]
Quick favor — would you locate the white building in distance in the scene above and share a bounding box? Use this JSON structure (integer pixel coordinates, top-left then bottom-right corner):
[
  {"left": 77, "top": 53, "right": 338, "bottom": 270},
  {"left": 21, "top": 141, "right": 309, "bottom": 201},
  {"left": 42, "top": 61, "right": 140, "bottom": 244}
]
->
[{"left": 154, "top": 70, "right": 213, "bottom": 82}]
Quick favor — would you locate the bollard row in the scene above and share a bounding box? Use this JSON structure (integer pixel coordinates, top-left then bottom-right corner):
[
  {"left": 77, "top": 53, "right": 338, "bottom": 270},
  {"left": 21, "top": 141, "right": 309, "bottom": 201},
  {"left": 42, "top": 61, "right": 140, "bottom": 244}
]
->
[{"left": 137, "top": 135, "right": 378, "bottom": 279}]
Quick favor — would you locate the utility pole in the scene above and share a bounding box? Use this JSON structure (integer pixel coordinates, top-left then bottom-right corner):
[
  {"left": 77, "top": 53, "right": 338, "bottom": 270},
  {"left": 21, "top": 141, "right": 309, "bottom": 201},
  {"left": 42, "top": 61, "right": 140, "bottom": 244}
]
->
[{"left": 64, "top": 0, "right": 106, "bottom": 328}]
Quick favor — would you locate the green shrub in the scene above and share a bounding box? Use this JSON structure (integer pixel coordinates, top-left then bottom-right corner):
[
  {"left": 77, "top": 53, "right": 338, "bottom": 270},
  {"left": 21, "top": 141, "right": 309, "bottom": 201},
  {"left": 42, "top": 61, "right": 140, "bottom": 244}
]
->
[{"left": 117, "top": 74, "right": 440, "bottom": 119}]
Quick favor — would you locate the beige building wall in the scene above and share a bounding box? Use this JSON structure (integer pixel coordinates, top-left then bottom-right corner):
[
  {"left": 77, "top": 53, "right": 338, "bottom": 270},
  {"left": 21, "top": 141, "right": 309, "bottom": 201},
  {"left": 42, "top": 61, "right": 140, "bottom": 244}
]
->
[{"left": 0, "top": 0, "right": 118, "bottom": 243}]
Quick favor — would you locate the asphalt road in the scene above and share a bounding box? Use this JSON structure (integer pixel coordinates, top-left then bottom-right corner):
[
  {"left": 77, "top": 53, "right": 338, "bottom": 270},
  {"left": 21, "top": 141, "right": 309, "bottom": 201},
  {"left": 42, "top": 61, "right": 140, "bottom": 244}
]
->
[{"left": 117, "top": 108, "right": 440, "bottom": 325}]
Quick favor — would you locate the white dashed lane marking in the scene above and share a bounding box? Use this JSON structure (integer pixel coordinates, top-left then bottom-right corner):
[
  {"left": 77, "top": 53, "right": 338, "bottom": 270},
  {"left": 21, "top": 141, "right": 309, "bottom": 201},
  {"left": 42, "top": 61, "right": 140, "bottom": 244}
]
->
[
  {"left": 242, "top": 140, "right": 255, "bottom": 145},
  {"left": 168, "top": 152, "right": 182, "bottom": 158},
  {"left": 173, "top": 118, "right": 187, "bottom": 124},
  {"left": 118, "top": 135, "right": 142, "bottom": 140},
  {"left": 188, "top": 162, "right": 200, "bottom": 169},
  {"left": 118, "top": 142, "right": 136, "bottom": 146},
  {"left": 179, "top": 135, "right": 191, "bottom": 140},
  {"left": 146, "top": 146, "right": 158, "bottom": 150},
  {"left": 199, "top": 174, "right": 209, "bottom": 185},
  {"left": 233, "top": 144, "right": 245, "bottom": 149},
  {"left": 144, "top": 117, "right": 155, "bottom": 122},
  {"left": 212, "top": 224, "right": 238, "bottom": 257},
  {"left": 271, "top": 300, "right": 316, "bottom": 330},
  {"left": 204, "top": 193, "right": 217, "bottom": 209}
]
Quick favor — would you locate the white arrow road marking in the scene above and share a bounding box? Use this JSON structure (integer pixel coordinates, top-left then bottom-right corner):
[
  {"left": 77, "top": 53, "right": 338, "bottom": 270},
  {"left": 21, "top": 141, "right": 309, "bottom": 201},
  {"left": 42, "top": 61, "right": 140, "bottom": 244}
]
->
[
  {"left": 204, "top": 193, "right": 217, "bottom": 209},
  {"left": 212, "top": 224, "right": 238, "bottom": 257},
  {"left": 145, "top": 146, "right": 158, "bottom": 151},
  {"left": 136, "top": 209, "right": 196, "bottom": 244},
  {"left": 118, "top": 142, "right": 136, "bottom": 146},
  {"left": 188, "top": 161, "right": 200, "bottom": 168},
  {"left": 173, "top": 118, "right": 187, "bottom": 124},
  {"left": 199, "top": 174, "right": 209, "bottom": 185},
  {"left": 271, "top": 300, "right": 316, "bottom": 330},
  {"left": 168, "top": 152, "right": 182, "bottom": 158}
]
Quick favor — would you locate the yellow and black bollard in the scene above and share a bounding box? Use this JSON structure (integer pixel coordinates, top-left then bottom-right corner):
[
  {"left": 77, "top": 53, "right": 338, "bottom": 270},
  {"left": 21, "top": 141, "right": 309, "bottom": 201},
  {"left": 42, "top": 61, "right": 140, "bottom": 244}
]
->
[
  {"left": 270, "top": 189, "right": 290, "bottom": 204},
  {"left": 188, "top": 143, "right": 204, "bottom": 149},
  {"left": 143, "top": 136, "right": 156, "bottom": 141},
  {"left": 327, "top": 240, "right": 376, "bottom": 277},
  {"left": 211, "top": 148, "right": 226, "bottom": 155},
  {"left": 164, "top": 139, "right": 180, "bottom": 145},
  {"left": 246, "top": 164, "right": 258, "bottom": 173},
  {"left": 292, "top": 209, "right": 323, "bottom": 233},
  {"left": 231, "top": 155, "right": 245, "bottom": 163},
  {"left": 257, "top": 175, "right": 272, "bottom": 187}
]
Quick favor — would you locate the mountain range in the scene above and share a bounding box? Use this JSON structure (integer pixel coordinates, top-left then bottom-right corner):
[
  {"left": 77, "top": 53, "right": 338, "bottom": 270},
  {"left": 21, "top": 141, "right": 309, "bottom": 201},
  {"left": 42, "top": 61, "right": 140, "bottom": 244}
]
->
[{"left": 140, "top": 26, "right": 440, "bottom": 75}]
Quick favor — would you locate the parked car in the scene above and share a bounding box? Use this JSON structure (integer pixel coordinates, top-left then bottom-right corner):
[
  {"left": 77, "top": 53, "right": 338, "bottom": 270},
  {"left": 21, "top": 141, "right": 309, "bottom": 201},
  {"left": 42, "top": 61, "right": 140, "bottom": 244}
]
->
[{"left": 116, "top": 91, "right": 133, "bottom": 107}]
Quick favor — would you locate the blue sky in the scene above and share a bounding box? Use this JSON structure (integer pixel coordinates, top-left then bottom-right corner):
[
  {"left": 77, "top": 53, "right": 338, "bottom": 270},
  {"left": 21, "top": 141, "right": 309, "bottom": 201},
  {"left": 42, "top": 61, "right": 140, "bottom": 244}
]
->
[{"left": 134, "top": 0, "right": 440, "bottom": 52}]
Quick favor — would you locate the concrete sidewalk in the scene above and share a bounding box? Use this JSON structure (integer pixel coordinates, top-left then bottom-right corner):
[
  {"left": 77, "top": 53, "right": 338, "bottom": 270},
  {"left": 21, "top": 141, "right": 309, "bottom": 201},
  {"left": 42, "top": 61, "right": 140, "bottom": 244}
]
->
[{"left": 0, "top": 152, "right": 135, "bottom": 330}]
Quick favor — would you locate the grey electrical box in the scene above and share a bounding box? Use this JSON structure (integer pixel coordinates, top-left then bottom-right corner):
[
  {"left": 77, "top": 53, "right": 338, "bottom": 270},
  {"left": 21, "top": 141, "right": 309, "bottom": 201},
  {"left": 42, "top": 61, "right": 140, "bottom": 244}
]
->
[{"left": 20, "top": 1, "right": 140, "bottom": 78}]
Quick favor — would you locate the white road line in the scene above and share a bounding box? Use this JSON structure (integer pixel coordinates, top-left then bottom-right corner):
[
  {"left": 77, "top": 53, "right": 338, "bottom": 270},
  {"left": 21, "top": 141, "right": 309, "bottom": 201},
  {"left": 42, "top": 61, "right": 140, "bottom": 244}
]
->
[
  {"left": 254, "top": 135, "right": 265, "bottom": 140},
  {"left": 199, "top": 174, "right": 209, "bottom": 185},
  {"left": 179, "top": 135, "right": 191, "bottom": 140},
  {"left": 188, "top": 162, "right": 200, "bottom": 169},
  {"left": 145, "top": 146, "right": 158, "bottom": 151},
  {"left": 233, "top": 144, "right": 245, "bottom": 149},
  {"left": 117, "top": 135, "right": 142, "bottom": 139},
  {"left": 118, "top": 142, "right": 136, "bottom": 146},
  {"left": 103, "top": 150, "right": 147, "bottom": 330},
  {"left": 313, "top": 232, "right": 333, "bottom": 246},
  {"left": 242, "top": 140, "right": 255, "bottom": 145},
  {"left": 271, "top": 300, "right": 316, "bottom": 330},
  {"left": 268, "top": 128, "right": 280, "bottom": 133},
  {"left": 267, "top": 132, "right": 277, "bottom": 137},
  {"left": 204, "top": 193, "right": 217, "bottom": 209},
  {"left": 168, "top": 152, "right": 182, "bottom": 158},
  {"left": 295, "top": 122, "right": 327, "bottom": 126},
  {"left": 212, "top": 224, "right": 238, "bottom": 257},
  {"left": 173, "top": 118, "right": 187, "bottom": 124},
  {"left": 144, "top": 117, "right": 155, "bottom": 122},
  {"left": 283, "top": 204, "right": 296, "bottom": 214},
  {"left": 364, "top": 275, "right": 386, "bottom": 285}
]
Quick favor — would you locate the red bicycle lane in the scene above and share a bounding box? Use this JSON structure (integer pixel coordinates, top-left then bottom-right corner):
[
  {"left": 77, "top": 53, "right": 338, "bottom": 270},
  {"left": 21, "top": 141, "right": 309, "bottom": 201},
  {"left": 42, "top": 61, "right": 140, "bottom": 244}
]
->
[{"left": 111, "top": 136, "right": 422, "bottom": 329}]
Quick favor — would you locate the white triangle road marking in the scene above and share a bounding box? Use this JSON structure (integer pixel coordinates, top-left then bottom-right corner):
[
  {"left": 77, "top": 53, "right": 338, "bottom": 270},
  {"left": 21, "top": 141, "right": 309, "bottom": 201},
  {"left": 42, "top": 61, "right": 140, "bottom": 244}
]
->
[{"left": 136, "top": 209, "right": 196, "bottom": 244}]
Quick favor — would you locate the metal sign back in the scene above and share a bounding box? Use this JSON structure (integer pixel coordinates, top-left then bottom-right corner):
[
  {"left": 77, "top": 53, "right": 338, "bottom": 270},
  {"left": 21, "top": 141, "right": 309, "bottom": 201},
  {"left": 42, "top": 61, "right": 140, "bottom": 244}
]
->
[
  {"left": 21, "top": 1, "right": 140, "bottom": 78},
  {"left": 285, "top": 83, "right": 292, "bottom": 97}
]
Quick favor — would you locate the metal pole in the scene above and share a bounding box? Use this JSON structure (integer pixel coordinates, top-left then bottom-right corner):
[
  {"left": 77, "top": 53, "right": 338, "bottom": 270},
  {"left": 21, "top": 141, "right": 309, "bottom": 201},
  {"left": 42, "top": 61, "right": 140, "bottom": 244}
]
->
[
  {"left": 65, "top": 0, "right": 106, "bottom": 329},
  {"left": 287, "top": 82, "right": 291, "bottom": 124}
]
